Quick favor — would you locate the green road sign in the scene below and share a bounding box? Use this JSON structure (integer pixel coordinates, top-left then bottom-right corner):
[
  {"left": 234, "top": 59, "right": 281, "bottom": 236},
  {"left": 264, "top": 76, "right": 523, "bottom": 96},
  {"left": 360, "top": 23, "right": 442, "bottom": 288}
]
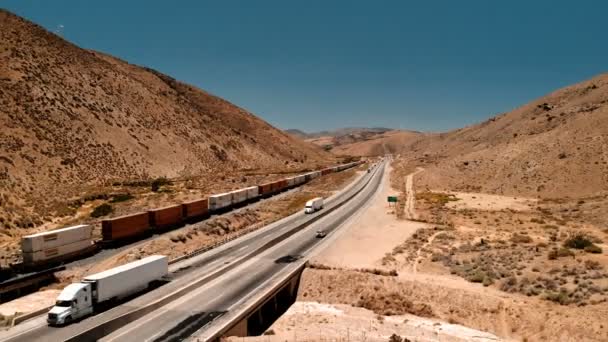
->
[{"left": 387, "top": 196, "right": 398, "bottom": 203}]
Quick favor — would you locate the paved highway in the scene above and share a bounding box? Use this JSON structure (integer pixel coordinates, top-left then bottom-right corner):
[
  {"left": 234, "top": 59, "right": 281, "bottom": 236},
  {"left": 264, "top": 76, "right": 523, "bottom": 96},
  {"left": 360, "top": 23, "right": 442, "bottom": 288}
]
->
[
  {"left": 0, "top": 161, "right": 384, "bottom": 342},
  {"left": 102, "top": 162, "right": 385, "bottom": 342}
]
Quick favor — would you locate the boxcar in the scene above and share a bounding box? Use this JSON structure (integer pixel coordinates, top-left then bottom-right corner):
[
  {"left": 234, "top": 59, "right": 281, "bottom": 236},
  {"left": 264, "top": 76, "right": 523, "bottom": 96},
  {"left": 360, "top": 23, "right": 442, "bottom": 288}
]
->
[
  {"left": 102, "top": 212, "right": 150, "bottom": 241},
  {"left": 182, "top": 198, "right": 209, "bottom": 221},
  {"left": 148, "top": 204, "right": 183, "bottom": 230}
]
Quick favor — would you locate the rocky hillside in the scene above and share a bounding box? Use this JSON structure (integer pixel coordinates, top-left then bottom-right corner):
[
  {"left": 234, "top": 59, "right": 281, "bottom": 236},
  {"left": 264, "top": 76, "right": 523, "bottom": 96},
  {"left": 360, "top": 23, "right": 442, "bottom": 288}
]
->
[
  {"left": 401, "top": 73, "right": 608, "bottom": 199},
  {"left": 0, "top": 10, "right": 333, "bottom": 228}
]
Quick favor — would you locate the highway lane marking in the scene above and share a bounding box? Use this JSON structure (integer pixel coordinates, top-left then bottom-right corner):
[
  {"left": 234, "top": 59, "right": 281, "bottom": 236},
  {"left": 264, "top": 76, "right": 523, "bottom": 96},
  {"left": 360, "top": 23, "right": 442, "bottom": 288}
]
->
[{"left": 101, "top": 256, "right": 261, "bottom": 341}]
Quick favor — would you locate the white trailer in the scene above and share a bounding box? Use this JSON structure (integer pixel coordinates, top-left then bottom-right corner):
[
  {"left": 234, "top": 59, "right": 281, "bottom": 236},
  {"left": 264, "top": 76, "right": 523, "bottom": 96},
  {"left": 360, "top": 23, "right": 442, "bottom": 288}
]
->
[
  {"left": 230, "top": 188, "right": 249, "bottom": 205},
  {"left": 47, "top": 255, "right": 168, "bottom": 325},
  {"left": 304, "top": 197, "right": 324, "bottom": 214},
  {"left": 245, "top": 186, "right": 259, "bottom": 200},
  {"left": 209, "top": 192, "right": 232, "bottom": 211},
  {"left": 22, "top": 239, "right": 93, "bottom": 265},
  {"left": 21, "top": 225, "right": 92, "bottom": 253}
]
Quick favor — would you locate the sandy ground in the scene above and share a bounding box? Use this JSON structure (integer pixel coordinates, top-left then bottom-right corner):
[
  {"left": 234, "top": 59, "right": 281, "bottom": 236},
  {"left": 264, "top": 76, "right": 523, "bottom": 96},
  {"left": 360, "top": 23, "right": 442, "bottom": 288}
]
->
[
  {"left": 240, "top": 163, "right": 505, "bottom": 341},
  {"left": 0, "top": 290, "right": 60, "bottom": 318},
  {"left": 246, "top": 161, "right": 608, "bottom": 342},
  {"left": 311, "top": 164, "right": 426, "bottom": 269},
  {"left": 444, "top": 192, "right": 537, "bottom": 212},
  {"left": 227, "top": 301, "right": 501, "bottom": 342}
]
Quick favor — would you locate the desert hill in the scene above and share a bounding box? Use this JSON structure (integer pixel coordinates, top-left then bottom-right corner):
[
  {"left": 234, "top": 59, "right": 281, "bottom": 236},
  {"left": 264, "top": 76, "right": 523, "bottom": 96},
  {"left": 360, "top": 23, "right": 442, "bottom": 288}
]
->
[
  {"left": 285, "top": 127, "right": 416, "bottom": 156},
  {"left": 396, "top": 73, "right": 608, "bottom": 199},
  {"left": 0, "top": 9, "right": 333, "bottom": 228}
]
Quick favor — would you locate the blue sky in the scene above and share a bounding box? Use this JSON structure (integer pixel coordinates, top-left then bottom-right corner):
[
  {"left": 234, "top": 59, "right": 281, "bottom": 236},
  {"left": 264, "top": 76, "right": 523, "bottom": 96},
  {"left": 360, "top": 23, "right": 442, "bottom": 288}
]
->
[{"left": 3, "top": 1, "right": 606, "bottom": 132}]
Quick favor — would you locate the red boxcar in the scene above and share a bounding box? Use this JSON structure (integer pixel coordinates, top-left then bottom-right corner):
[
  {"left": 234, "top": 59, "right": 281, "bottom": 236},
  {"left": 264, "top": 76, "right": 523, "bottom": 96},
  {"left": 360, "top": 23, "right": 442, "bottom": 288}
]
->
[
  {"left": 149, "top": 204, "right": 183, "bottom": 230},
  {"left": 259, "top": 182, "right": 274, "bottom": 196},
  {"left": 276, "top": 179, "right": 288, "bottom": 192},
  {"left": 102, "top": 212, "right": 149, "bottom": 241},
  {"left": 182, "top": 198, "right": 209, "bottom": 220}
]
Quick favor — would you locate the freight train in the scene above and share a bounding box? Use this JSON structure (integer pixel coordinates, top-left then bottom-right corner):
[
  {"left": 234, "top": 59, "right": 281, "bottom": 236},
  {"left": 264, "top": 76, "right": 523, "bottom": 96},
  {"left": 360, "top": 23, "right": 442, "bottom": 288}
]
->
[{"left": 16, "top": 161, "right": 363, "bottom": 269}]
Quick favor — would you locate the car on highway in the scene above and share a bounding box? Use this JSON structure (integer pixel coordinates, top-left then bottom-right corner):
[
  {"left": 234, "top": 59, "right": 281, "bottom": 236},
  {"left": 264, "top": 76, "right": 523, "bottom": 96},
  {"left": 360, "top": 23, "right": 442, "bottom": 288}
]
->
[{"left": 315, "top": 230, "right": 327, "bottom": 238}]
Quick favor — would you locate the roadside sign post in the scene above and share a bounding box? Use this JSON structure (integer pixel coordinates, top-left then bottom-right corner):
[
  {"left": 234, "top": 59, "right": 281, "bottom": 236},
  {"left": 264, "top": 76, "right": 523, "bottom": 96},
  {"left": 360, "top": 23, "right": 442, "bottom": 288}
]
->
[{"left": 387, "top": 196, "right": 398, "bottom": 207}]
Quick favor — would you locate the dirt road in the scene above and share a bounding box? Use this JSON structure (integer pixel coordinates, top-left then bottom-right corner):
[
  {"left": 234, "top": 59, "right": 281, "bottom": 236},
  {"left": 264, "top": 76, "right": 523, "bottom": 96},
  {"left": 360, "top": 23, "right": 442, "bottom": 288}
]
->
[{"left": 404, "top": 167, "right": 424, "bottom": 220}]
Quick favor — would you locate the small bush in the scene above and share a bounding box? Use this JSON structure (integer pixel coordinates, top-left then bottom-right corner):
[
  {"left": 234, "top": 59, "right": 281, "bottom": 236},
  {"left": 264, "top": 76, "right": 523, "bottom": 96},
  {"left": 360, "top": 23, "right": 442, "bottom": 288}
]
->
[
  {"left": 564, "top": 234, "right": 593, "bottom": 250},
  {"left": 389, "top": 334, "right": 404, "bottom": 342},
  {"left": 544, "top": 291, "right": 570, "bottom": 305},
  {"left": 584, "top": 244, "right": 602, "bottom": 254},
  {"left": 110, "top": 193, "right": 134, "bottom": 203},
  {"left": 90, "top": 203, "right": 113, "bottom": 218},
  {"left": 151, "top": 177, "right": 171, "bottom": 192},
  {"left": 548, "top": 247, "right": 574, "bottom": 260},
  {"left": 511, "top": 233, "right": 533, "bottom": 244}
]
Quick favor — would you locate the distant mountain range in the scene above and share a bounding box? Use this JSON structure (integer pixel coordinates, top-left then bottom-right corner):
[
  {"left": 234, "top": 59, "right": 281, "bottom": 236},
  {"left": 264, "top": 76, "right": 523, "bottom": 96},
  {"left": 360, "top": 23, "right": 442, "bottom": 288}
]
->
[{"left": 285, "top": 127, "right": 392, "bottom": 140}]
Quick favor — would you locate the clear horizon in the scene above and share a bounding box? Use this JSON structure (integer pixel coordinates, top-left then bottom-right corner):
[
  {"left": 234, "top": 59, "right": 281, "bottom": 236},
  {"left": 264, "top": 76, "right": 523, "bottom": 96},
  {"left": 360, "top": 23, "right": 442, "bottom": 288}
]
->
[{"left": 3, "top": 0, "right": 606, "bottom": 133}]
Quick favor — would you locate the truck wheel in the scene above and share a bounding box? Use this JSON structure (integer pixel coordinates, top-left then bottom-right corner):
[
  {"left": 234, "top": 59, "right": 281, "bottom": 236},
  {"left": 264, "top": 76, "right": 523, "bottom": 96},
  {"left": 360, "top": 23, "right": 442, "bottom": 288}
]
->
[{"left": 64, "top": 316, "right": 73, "bottom": 324}]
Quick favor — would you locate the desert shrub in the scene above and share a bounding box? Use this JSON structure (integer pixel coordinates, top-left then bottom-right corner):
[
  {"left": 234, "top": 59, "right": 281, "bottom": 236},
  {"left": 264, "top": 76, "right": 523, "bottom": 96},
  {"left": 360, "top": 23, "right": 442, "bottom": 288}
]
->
[
  {"left": 263, "top": 329, "right": 275, "bottom": 335},
  {"left": 110, "top": 193, "right": 134, "bottom": 203},
  {"left": 564, "top": 234, "right": 593, "bottom": 250},
  {"left": 584, "top": 244, "right": 602, "bottom": 254},
  {"left": 544, "top": 291, "right": 570, "bottom": 305},
  {"left": 511, "top": 233, "right": 533, "bottom": 244},
  {"left": 548, "top": 247, "right": 574, "bottom": 260},
  {"left": 90, "top": 203, "right": 113, "bottom": 218},
  {"left": 467, "top": 270, "right": 487, "bottom": 283},
  {"left": 389, "top": 334, "right": 410, "bottom": 342},
  {"left": 151, "top": 177, "right": 171, "bottom": 192},
  {"left": 584, "top": 260, "right": 602, "bottom": 270}
]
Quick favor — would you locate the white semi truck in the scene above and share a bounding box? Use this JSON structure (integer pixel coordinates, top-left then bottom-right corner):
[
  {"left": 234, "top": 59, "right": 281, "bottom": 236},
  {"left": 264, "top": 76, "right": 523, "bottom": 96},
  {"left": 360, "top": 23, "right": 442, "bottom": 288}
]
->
[
  {"left": 47, "top": 255, "right": 168, "bottom": 325},
  {"left": 304, "top": 197, "right": 324, "bottom": 214}
]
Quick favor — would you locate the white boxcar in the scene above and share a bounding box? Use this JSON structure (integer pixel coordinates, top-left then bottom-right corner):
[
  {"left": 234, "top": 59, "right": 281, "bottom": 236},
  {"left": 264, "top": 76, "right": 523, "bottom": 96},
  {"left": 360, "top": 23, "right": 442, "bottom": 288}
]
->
[
  {"left": 295, "top": 175, "right": 306, "bottom": 185},
  {"left": 84, "top": 255, "right": 168, "bottom": 303},
  {"left": 286, "top": 177, "right": 296, "bottom": 187},
  {"left": 21, "top": 225, "right": 92, "bottom": 253},
  {"left": 209, "top": 192, "right": 232, "bottom": 211},
  {"left": 230, "top": 188, "right": 248, "bottom": 205},
  {"left": 245, "top": 186, "right": 259, "bottom": 200},
  {"left": 22, "top": 239, "right": 93, "bottom": 265}
]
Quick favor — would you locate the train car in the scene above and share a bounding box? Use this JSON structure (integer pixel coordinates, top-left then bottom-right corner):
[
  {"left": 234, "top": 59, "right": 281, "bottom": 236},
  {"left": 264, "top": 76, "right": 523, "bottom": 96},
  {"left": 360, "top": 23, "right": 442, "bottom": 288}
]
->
[
  {"left": 276, "top": 179, "right": 288, "bottom": 193},
  {"left": 22, "top": 240, "right": 94, "bottom": 267},
  {"left": 245, "top": 186, "right": 259, "bottom": 200},
  {"left": 294, "top": 175, "right": 306, "bottom": 185},
  {"left": 286, "top": 177, "right": 297, "bottom": 188},
  {"left": 21, "top": 225, "right": 92, "bottom": 254},
  {"left": 230, "top": 188, "right": 249, "bottom": 206},
  {"left": 20, "top": 225, "right": 96, "bottom": 268},
  {"left": 321, "top": 168, "right": 333, "bottom": 175},
  {"left": 148, "top": 204, "right": 183, "bottom": 231},
  {"left": 259, "top": 182, "right": 274, "bottom": 197},
  {"left": 209, "top": 192, "right": 232, "bottom": 211},
  {"left": 102, "top": 212, "right": 150, "bottom": 242},
  {"left": 181, "top": 198, "right": 209, "bottom": 221}
]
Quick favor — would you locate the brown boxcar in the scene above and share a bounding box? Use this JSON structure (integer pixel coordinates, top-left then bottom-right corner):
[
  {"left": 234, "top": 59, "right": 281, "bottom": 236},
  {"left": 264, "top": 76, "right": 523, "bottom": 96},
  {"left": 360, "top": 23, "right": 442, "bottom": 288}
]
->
[
  {"left": 321, "top": 168, "right": 333, "bottom": 175},
  {"left": 259, "top": 182, "right": 274, "bottom": 196},
  {"left": 276, "top": 179, "right": 288, "bottom": 192},
  {"left": 149, "top": 204, "right": 183, "bottom": 230},
  {"left": 102, "top": 212, "right": 149, "bottom": 241},
  {"left": 182, "top": 198, "right": 209, "bottom": 220}
]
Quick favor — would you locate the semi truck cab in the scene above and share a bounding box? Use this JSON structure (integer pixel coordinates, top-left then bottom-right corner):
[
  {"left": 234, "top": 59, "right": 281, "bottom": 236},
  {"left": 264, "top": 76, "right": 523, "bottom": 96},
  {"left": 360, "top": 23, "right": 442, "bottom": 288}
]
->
[{"left": 47, "top": 283, "right": 94, "bottom": 325}]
